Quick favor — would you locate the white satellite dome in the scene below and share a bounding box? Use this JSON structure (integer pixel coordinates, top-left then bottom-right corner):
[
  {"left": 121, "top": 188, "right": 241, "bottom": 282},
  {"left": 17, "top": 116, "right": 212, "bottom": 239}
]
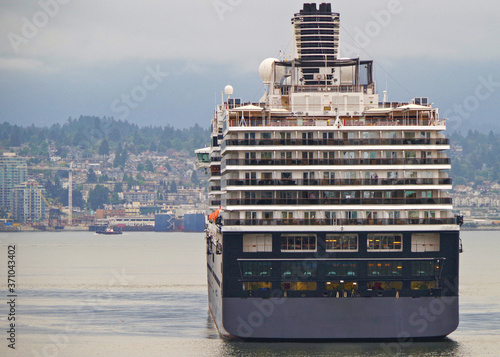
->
[
  {"left": 224, "top": 84, "right": 234, "bottom": 95},
  {"left": 259, "top": 58, "right": 279, "bottom": 84}
]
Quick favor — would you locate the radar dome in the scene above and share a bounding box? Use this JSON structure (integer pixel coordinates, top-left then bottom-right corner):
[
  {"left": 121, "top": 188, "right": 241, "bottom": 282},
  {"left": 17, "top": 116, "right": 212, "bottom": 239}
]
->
[
  {"left": 224, "top": 85, "right": 234, "bottom": 95},
  {"left": 259, "top": 58, "right": 279, "bottom": 84}
]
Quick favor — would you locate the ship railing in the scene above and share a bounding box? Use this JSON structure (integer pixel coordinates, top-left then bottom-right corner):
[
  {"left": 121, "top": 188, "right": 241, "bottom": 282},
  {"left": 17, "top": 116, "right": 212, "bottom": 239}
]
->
[
  {"left": 227, "top": 118, "right": 446, "bottom": 128},
  {"left": 224, "top": 158, "right": 451, "bottom": 166},
  {"left": 225, "top": 178, "right": 452, "bottom": 187},
  {"left": 223, "top": 218, "right": 458, "bottom": 226},
  {"left": 223, "top": 138, "right": 449, "bottom": 147},
  {"left": 224, "top": 197, "right": 453, "bottom": 206},
  {"left": 291, "top": 84, "right": 370, "bottom": 94}
]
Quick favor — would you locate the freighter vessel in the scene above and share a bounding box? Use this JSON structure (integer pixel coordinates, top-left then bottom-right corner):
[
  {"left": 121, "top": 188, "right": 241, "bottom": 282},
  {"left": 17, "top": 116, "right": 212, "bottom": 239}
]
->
[{"left": 196, "top": 3, "right": 463, "bottom": 340}]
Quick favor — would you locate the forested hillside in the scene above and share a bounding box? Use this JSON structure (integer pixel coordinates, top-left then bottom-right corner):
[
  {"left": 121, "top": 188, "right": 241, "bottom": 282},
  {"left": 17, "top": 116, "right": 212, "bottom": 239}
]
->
[{"left": 0, "top": 116, "right": 210, "bottom": 158}]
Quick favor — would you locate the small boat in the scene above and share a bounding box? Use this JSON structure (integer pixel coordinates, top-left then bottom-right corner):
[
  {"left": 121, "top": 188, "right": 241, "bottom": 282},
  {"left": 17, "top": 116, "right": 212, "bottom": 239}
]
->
[{"left": 96, "top": 227, "right": 122, "bottom": 235}]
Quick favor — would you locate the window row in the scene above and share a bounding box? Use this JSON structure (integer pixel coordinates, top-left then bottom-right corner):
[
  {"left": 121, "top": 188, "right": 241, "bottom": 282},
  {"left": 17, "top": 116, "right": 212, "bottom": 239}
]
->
[
  {"left": 239, "top": 151, "right": 437, "bottom": 160},
  {"left": 242, "top": 233, "right": 440, "bottom": 252},
  {"left": 240, "top": 210, "right": 442, "bottom": 222},
  {"left": 238, "top": 189, "right": 437, "bottom": 199},
  {"left": 242, "top": 280, "right": 438, "bottom": 291},
  {"left": 238, "top": 170, "right": 437, "bottom": 180},
  {"left": 237, "top": 131, "right": 434, "bottom": 140},
  {"left": 240, "top": 260, "right": 440, "bottom": 278}
]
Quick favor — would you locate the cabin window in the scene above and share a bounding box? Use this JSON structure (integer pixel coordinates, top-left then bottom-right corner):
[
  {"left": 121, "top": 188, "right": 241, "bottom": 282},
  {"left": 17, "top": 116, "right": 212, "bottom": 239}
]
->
[
  {"left": 261, "top": 172, "right": 272, "bottom": 180},
  {"left": 367, "top": 281, "right": 403, "bottom": 290},
  {"left": 281, "top": 261, "right": 317, "bottom": 278},
  {"left": 411, "top": 281, "right": 437, "bottom": 290},
  {"left": 243, "top": 234, "right": 272, "bottom": 252},
  {"left": 345, "top": 211, "right": 358, "bottom": 219},
  {"left": 325, "top": 234, "right": 358, "bottom": 251},
  {"left": 281, "top": 282, "right": 317, "bottom": 291},
  {"left": 367, "top": 233, "right": 403, "bottom": 251},
  {"left": 281, "top": 234, "right": 316, "bottom": 252},
  {"left": 363, "top": 151, "right": 376, "bottom": 159},
  {"left": 422, "top": 191, "right": 433, "bottom": 198},
  {"left": 241, "top": 262, "right": 272, "bottom": 278},
  {"left": 261, "top": 152, "right": 272, "bottom": 159},
  {"left": 408, "top": 211, "right": 419, "bottom": 219},
  {"left": 405, "top": 191, "right": 417, "bottom": 198},
  {"left": 362, "top": 131, "right": 376, "bottom": 139},
  {"left": 261, "top": 132, "right": 272, "bottom": 139},
  {"left": 424, "top": 211, "right": 435, "bottom": 218},
  {"left": 412, "top": 260, "right": 439, "bottom": 276},
  {"left": 325, "top": 281, "right": 358, "bottom": 291},
  {"left": 324, "top": 261, "right": 358, "bottom": 276},
  {"left": 342, "top": 151, "right": 355, "bottom": 159},
  {"left": 411, "top": 233, "right": 440, "bottom": 252},
  {"left": 243, "top": 282, "right": 272, "bottom": 291},
  {"left": 367, "top": 261, "right": 403, "bottom": 276}
]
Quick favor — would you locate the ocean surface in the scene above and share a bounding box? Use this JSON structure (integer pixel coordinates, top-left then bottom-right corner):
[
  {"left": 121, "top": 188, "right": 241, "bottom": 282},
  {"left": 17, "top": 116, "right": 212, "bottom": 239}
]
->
[{"left": 0, "top": 230, "right": 499, "bottom": 357}]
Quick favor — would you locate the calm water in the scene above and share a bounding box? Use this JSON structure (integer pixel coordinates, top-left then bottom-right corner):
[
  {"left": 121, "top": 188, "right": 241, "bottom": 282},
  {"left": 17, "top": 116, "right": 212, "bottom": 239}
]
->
[{"left": 0, "top": 230, "right": 499, "bottom": 356}]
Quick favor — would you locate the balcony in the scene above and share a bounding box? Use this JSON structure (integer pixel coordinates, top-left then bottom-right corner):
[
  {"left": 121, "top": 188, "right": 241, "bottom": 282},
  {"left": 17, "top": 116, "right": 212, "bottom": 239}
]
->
[
  {"left": 223, "top": 138, "right": 449, "bottom": 148},
  {"left": 224, "top": 158, "right": 451, "bottom": 166},
  {"left": 224, "top": 197, "right": 452, "bottom": 206},
  {"left": 223, "top": 218, "right": 458, "bottom": 226},
  {"left": 226, "top": 178, "right": 452, "bottom": 187}
]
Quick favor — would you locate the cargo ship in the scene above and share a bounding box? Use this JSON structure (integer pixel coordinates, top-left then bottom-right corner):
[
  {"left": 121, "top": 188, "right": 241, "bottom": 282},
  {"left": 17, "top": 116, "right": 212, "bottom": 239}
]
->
[{"left": 197, "top": 3, "right": 463, "bottom": 340}]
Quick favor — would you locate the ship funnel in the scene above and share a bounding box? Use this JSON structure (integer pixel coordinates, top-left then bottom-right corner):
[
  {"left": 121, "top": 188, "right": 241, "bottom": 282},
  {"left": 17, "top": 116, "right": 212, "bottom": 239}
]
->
[{"left": 292, "top": 3, "right": 340, "bottom": 85}]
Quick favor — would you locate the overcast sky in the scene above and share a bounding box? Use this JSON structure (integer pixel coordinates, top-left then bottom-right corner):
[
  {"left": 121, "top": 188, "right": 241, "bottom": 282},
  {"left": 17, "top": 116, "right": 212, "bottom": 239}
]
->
[{"left": 1, "top": 0, "right": 499, "bottom": 131}]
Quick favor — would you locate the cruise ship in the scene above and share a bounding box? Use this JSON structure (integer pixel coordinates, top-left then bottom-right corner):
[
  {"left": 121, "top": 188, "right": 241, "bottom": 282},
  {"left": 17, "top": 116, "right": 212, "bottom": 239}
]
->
[{"left": 196, "top": 3, "right": 463, "bottom": 340}]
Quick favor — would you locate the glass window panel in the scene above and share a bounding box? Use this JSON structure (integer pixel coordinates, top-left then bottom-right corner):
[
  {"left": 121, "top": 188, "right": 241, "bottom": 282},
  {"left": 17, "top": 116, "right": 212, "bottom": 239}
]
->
[
  {"left": 243, "top": 282, "right": 272, "bottom": 291},
  {"left": 367, "top": 234, "right": 403, "bottom": 251},
  {"left": 325, "top": 234, "right": 358, "bottom": 251},
  {"left": 281, "top": 234, "right": 316, "bottom": 252},
  {"left": 367, "top": 281, "right": 403, "bottom": 290},
  {"left": 367, "top": 261, "right": 403, "bottom": 276},
  {"left": 411, "top": 281, "right": 437, "bottom": 290},
  {"left": 281, "top": 282, "right": 317, "bottom": 291}
]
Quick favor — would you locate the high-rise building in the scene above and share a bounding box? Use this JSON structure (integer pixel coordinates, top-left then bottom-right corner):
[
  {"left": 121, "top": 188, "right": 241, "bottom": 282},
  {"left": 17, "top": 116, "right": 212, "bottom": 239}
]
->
[
  {"left": 12, "top": 180, "right": 48, "bottom": 223},
  {"left": 0, "top": 153, "right": 28, "bottom": 211}
]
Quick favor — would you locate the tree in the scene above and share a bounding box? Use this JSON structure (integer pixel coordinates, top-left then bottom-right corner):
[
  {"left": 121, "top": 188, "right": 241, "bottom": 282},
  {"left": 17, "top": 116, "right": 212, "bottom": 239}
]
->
[
  {"left": 71, "top": 189, "right": 86, "bottom": 210},
  {"left": 114, "top": 182, "right": 123, "bottom": 193},
  {"left": 170, "top": 180, "right": 177, "bottom": 193},
  {"left": 87, "top": 168, "right": 98, "bottom": 183},
  {"left": 87, "top": 185, "right": 111, "bottom": 210},
  {"left": 99, "top": 139, "right": 110, "bottom": 156},
  {"left": 110, "top": 192, "right": 121, "bottom": 205},
  {"left": 191, "top": 170, "right": 199, "bottom": 185},
  {"left": 145, "top": 159, "right": 154, "bottom": 172}
]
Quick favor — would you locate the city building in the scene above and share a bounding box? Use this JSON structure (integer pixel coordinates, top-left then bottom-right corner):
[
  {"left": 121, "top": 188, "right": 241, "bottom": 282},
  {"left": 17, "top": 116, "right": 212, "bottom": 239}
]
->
[
  {"left": 0, "top": 153, "right": 27, "bottom": 211},
  {"left": 11, "top": 180, "right": 48, "bottom": 223}
]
